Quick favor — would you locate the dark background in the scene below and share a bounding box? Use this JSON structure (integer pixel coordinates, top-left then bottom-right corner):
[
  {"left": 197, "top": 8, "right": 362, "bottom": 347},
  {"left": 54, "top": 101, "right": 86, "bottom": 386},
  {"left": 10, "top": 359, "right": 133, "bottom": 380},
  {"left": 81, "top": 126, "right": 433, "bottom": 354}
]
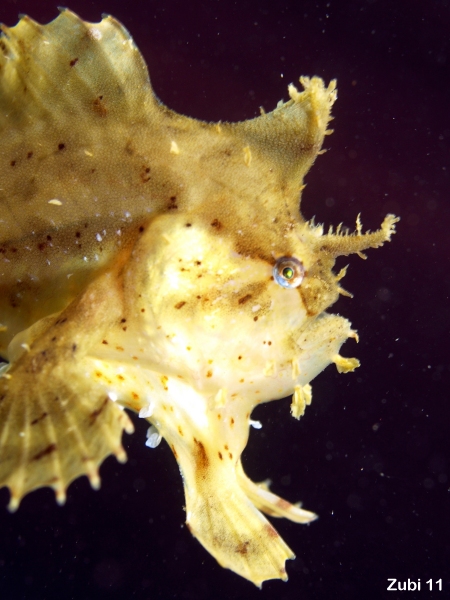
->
[{"left": 0, "top": 0, "right": 449, "bottom": 598}]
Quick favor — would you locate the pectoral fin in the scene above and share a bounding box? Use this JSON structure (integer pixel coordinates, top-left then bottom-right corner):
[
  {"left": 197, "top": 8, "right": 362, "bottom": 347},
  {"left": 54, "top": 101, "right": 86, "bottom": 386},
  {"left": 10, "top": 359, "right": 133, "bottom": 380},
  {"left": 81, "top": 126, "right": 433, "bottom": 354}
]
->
[
  {"left": 0, "top": 361, "right": 133, "bottom": 510},
  {"left": 0, "top": 268, "right": 134, "bottom": 510}
]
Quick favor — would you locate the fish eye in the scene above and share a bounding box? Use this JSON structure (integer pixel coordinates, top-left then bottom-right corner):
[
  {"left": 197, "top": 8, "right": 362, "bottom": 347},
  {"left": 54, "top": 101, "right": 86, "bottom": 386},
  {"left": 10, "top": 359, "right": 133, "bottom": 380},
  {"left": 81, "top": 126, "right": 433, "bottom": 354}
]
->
[{"left": 273, "top": 257, "right": 304, "bottom": 289}]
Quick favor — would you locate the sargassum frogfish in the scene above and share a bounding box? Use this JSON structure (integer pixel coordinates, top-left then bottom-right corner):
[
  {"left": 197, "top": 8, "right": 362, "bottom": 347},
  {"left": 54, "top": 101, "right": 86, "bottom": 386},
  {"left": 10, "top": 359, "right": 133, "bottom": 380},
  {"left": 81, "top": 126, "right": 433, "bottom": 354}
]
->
[{"left": 0, "top": 9, "right": 398, "bottom": 586}]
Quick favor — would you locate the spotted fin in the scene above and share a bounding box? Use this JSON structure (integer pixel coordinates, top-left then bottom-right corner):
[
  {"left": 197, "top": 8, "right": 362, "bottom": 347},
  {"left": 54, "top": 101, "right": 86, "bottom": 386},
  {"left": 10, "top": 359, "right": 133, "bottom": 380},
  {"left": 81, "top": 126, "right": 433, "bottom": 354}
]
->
[{"left": 0, "top": 269, "right": 134, "bottom": 510}]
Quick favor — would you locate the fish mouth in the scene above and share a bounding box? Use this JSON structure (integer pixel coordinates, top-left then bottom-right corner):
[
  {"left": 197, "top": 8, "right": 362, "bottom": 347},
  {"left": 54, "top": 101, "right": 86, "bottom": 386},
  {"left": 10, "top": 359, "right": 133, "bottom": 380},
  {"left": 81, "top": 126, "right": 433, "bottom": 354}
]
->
[{"left": 291, "top": 311, "right": 358, "bottom": 384}]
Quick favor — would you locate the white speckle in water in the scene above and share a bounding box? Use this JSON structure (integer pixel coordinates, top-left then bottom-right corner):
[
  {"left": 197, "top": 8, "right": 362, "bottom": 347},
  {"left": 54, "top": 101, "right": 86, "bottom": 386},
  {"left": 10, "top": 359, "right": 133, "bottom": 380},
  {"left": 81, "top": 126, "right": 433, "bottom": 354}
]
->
[
  {"left": 252, "top": 304, "right": 261, "bottom": 312},
  {"left": 83, "top": 256, "right": 88, "bottom": 262},
  {"left": 146, "top": 425, "right": 162, "bottom": 448},
  {"left": 116, "top": 229, "right": 122, "bottom": 236},
  {"left": 250, "top": 420, "right": 262, "bottom": 429},
  {"left": 48, "top": 199, "right": 62, "bottom": 206},
  {"left": 96, "top": 233, "right": 102, "bottom": 242},
  {"left": 67, "top": 273, "right": 73, "bottom": 279},
  {"left": 108, "top": 391, "right": 118, "bottom": 402},
  {"left": 124, "top": 211, "right": 131, "bottom": 218}
]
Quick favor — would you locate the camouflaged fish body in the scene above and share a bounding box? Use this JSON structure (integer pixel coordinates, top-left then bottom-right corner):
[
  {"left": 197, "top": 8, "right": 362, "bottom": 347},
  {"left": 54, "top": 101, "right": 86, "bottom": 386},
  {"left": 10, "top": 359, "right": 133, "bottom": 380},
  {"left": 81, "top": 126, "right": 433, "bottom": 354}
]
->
[{"left": 0, "top": 10, "right": 398, "bottom": 586}]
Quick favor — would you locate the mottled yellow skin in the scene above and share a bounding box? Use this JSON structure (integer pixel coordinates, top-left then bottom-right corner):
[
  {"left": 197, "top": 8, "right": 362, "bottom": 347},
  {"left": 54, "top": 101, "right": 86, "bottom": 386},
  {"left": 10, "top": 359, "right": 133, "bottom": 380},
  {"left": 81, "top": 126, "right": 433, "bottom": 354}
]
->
[{"left": 0, "top": 10, "right": 398, "bottom": 586}]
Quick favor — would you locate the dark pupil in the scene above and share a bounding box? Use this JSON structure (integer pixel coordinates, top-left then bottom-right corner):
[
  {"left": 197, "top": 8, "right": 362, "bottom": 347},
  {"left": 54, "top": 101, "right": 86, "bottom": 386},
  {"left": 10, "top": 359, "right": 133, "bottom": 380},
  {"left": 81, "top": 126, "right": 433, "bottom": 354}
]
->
[{"left": 282, "top": 266, "right": 294, "bottom": 280}]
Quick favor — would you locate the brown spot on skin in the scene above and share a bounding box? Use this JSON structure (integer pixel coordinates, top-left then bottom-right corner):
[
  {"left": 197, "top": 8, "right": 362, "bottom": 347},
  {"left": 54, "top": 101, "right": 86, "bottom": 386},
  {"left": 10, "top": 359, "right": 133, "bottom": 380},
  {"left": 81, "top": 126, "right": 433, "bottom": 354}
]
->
[
  {"left": 230, "top": 418, "right": 235, "bottom": 426},
  {"left": 160, "top": 375, "right": 169, "bottom": 391},
  {"left": 185, "top": 223, "right": 192, "bottom": 227},
  {"left": 31, "top": 412, "right": 48, "bottom": 426},
  {"left": 27, "top": 151, "right": 33, "bottom": 159},
  {"left": 58, "top": 143, "right": 65, "bottom": 151},
  {"left": 92, "top": 95, "right": 107, "bottom": 117},
  {"left": 276, "top": 498, "right": 292, "bottom": 510},
  {"left": 224, "top": 445, "right": 229, "bottom": 451},
  {"left": 218, "top": 452, "right": 223, "bottom": 460},
  {"left": 175, "top": 301, "right": 186, "bottom": 309},
  {"left": 206, "top": 370, "right": 212, "bottom": 378},
  {"left": 235, "top": 541, "right": 250, "bottom": 555},
  {"left": 95, "top": 371, "right": 103, "bottom": 378},
  {"left": 168, "top": 196, "right": 178, "bottom": 210},
  {"left": 178, "top": 425, "right": 184, "bottom": 436},
  {"left": 139, "top": 226, "right": 145, "bottom": 233},
  {"left": 229, "top": 452, "right": 233, "bottom": 459},
  {"left": 75, "top": 231, "right": 81, "bottom": 238},
  {"left": 140, "top": 165, "right": 151, "bottom": 183},
  {"left": 32, "top": 444, "right": 57, "bottom": 461},
  {"left": 102, "top": 340, "right": 108, "bottom": 345},
  {"left": 72, "top": 344, "right": 77, "bottom": 352},
  {"left": 132, "top": 392, "right": 139, "bottom": 400},
  {"left": 121, "top": 318, "right": 127, "bottom": 323},
  {"left": 69, "top": 57, "right": 79, "bottom": 67},
  {"left": 264, "top": 523, "right": 279, "bottom": 539},
  {"left": 117, "top": 375, "right": 125, "bottom": 381},
  {"left": 193, "top": 437, "right": 209, "bottom": 476},
  {"left": 141, "top": 308, "right": 145, "bottom": 313},
  {"left": 89, "top": 397, "right": 108, "bottom": 424},
  {"left": 217, "top": 414, "right": 222, "bottom": 420},
  {"left": 10, "top": 160, "right": 16, "bottom": 167},
  {"left": 171, "top": 445, "right": 178, "bottom": 460},
  {"left": 37, "top": 242, "right": 47, "bottom": 251},
  {"left": 210, "top": 218, "right": 222, "bottom": 230},
  {"left": 238, "top": 294, "right": 252, "bottom": 305},
  {"left": 115, "top": 346, "right": 124, "bottom": 351},
  {"left": 122, "top": 326, "right": 127, "bottom": 331},
  {"left": 238, "top": 356, "right": 242, "bottom": 360}
]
